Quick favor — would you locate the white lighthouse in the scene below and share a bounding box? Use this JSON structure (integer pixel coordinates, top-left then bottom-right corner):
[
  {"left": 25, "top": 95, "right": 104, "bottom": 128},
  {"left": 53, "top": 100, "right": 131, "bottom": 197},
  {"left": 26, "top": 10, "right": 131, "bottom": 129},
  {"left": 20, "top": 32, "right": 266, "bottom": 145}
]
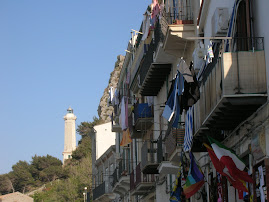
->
[{"left": 62, "top": 107, "right": 77, "bottom": 164}]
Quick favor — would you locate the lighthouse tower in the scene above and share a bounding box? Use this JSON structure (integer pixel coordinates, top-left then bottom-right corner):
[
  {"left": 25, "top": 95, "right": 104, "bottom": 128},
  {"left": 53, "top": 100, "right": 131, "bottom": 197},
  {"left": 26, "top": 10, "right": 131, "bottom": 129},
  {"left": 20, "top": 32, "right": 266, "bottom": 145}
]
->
[{"left": 63, "top": 107, "right": 77, "bottom": 164}]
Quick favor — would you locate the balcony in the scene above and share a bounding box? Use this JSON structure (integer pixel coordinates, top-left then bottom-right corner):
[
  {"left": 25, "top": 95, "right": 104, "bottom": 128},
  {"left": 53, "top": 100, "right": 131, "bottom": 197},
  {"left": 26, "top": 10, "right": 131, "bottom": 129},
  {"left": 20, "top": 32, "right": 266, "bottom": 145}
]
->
[
  {"left": 140, "top": 63, "right": 172, "bottom": 96},
  {"left": 138, "top": 31, "right": 172, "bottom": 96},
  {"left": 130, "top": 40, "right": 145, "bottom": 94},
  {"left": 130, "top": 163, "right": 155, "bottom": 196},
  {"left": 134, "top": 103, "right": 154, "bottom": 133},
  {"left": 153, "top": 18, "right": 177, "bottom": 64},
  {"left": 112, "top": 160, "right": 130, "bottom": 196},
  {"left": 111, "top": 113, "right": 122, "bottom": 133},
  {"left": 194, "top": 37, "right": 267, "bottom": 138},
  {"left": 165, "top": 128, "right": 184, "bottom": 162},
  {"left": 162, "top": 8, "right": 195, "bottom": 56},
  {"left": 92, "top": 181, "right": 115, "bottom": 202},
  {"left": 141, "top": 139, "right": 160, "bottom": 174}
]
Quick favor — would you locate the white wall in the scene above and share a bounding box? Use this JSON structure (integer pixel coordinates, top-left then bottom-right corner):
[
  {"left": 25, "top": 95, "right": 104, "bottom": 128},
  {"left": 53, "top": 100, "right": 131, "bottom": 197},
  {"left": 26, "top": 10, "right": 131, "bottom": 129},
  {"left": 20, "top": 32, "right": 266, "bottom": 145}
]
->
[
  {"left": 202, "top": 0, "right": 234, "bottom": 47},
  {"left": 156, "top": 182, "right": 170, "bottom": 202},
  {"left": 94, "top": 122, "right": 116, "bottom": 159},
  {"left": 252, "top": 0, "right": 269, "bottom": 97}
]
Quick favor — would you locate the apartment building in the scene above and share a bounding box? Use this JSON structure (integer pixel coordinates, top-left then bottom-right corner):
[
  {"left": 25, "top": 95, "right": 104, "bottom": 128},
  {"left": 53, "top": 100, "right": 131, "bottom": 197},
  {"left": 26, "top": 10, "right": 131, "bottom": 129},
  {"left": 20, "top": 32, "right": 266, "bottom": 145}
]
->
[{"left": 93, "top": 0, "right": 269, "bottom": 201}]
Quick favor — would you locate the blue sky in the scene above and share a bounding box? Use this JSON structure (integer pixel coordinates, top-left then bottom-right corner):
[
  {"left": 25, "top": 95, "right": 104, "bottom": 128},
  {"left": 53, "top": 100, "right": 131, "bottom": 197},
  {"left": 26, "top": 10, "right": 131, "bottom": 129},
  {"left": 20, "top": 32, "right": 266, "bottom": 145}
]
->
[{"left": 0, "top": 0, "right": 150, "bottom": 174}]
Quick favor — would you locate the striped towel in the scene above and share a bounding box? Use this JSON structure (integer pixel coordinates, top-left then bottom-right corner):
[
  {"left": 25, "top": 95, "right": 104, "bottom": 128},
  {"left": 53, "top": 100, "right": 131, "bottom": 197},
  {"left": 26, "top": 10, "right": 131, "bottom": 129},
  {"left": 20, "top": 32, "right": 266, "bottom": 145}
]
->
[{"left": 184, "top": 106, "right": 193, "bottom": 152}]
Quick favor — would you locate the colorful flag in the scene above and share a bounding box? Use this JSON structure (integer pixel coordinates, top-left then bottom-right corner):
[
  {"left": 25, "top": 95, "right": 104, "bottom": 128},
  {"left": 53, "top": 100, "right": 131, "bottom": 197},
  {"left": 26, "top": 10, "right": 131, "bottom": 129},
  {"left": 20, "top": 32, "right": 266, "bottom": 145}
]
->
[
  {"left": 183, "top": 152, "right": 204, "bottom": 198},
  {"left": 170, "top": 152, "right": 184, "bottom": 202},
  {"left": 208, "top": 136, "right": 253, "bottom": 184},
  {"left": 120, "top": 128, "right": 132, "bottom": 147},
  {"left": 204, "top": 143, "right": 249, "bottom": 192}
]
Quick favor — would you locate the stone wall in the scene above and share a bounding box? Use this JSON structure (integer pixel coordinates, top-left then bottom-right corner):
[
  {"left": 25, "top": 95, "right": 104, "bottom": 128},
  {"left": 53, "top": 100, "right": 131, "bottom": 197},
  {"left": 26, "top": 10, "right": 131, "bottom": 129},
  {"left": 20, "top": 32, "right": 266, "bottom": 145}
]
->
[{"left": 98, "top": 55, "right": 124, "bottom": 122}]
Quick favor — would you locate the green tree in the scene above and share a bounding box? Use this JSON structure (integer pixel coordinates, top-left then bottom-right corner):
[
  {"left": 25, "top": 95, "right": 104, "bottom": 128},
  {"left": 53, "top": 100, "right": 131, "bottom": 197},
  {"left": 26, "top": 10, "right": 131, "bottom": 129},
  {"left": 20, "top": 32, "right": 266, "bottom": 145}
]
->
[
  {"left": 71, "top": 136, "right": 92, "bottom": 161},
  {"left": 0, "top": 174, "right": 14, "bottom": 194},
  {"left": 31, "top": 155, "right": 65, "bottom": 184},
  {"left": 10, "top": 161, "right": 34, "bottom": 193},
  {"left": 76, "top": 116, "right": 103, "bottom": 137}
]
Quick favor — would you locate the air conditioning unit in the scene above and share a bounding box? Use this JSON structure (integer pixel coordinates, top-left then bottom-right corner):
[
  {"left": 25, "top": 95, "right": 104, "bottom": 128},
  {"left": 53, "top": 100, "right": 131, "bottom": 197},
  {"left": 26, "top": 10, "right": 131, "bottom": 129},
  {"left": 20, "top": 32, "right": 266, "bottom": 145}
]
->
[{"left": 212, "top": 8, "right": 229, "bottom": 37}]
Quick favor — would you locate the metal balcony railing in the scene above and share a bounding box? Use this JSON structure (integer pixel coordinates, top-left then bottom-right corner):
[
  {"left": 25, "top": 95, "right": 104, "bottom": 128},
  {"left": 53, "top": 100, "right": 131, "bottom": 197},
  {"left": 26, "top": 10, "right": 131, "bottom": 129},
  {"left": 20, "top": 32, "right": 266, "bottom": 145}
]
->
[
  {"left": 92, "top": 181, "right": 105, "bottom": 200},
  {"left": 153, "top": 19, "right": 165, "bottom": 51},
  {"left": 157, "top": 135, "right": 163, "bottom": 163},
  {"left": 134, "top": 103, "right": 153, "bottom": 123},
  {"left": 141, "top": 139, "right": 158, "bottom": 170},
  {"left": 130, "top": 163, "right": 155, "bottom": 191},
  {"left": 165, "top": 128, "right": 185, "bottom": 159},
  {"left": 165, "top": 5, "right": 193, "bottom": 24},
  {"left": 224, "top": 37, "right": 264, "bottom": 52},
  {"left": 139, "top": 41, "right": 154, "bottom": 85},
  {"left": 111, "top": 168, "right": 118, "bottom": 188}
]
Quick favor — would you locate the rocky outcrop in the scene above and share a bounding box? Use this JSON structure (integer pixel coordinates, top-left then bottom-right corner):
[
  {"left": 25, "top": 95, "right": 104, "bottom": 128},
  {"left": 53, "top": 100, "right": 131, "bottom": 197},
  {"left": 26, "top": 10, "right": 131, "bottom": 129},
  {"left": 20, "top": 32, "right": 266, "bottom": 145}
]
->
[{"left": 98, "top": 55, "right": 125, "bottom": 122}]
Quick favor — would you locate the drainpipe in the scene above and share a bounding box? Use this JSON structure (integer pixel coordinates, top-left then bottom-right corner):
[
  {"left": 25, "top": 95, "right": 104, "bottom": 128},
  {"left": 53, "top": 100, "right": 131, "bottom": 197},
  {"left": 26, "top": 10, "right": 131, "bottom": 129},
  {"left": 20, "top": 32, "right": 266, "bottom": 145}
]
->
[{"left": 206, "top": 166, "right": 210, "bottom": 202}]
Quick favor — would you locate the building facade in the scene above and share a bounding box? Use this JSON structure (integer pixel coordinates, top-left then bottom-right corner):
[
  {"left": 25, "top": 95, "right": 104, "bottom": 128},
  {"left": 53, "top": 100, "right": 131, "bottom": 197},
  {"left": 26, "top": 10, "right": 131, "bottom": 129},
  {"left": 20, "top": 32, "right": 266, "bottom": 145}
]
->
[{"left": 93, "top": 0, "right": 269, "bottom": 201}]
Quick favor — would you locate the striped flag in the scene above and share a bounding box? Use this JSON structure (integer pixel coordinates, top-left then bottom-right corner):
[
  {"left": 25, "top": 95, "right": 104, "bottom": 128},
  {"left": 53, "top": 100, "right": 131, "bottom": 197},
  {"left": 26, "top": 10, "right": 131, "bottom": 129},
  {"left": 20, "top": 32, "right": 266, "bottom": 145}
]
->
[
  {"left": 184, "top": 106, "right": 193, "bottom": 152},
  {"left": 206, "top": 136, "right": 253, "bottom": 192},
  {"left": 204, "top": 143, "right": 249, "bottom": 192}
]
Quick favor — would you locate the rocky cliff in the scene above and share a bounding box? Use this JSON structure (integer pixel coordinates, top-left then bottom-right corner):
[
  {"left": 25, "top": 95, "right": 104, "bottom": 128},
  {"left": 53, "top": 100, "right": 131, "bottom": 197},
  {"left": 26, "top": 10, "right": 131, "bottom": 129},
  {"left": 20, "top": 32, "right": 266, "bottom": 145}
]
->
[{"left": 98, "top": 55, "right": 125, "bottom": 122}]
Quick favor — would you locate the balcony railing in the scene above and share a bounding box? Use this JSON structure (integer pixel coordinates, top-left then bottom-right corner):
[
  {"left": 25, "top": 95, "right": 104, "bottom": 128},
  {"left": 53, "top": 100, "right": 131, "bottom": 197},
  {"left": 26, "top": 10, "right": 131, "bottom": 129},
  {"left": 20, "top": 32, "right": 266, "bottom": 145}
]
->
[
  {"left": 157, "top": 134, "right": 164, "bottom": 163},
  {"left": 111, "top": 168, "right": 118, "bottom": 188},
  {"left": 225, "top": 37, "right": 264, "bottom": 52},
  {"left": 111, "top": 113, "right": 122, "bottom": 132},
  {"left": 130, "top": 163, "right": 155, "bottom": 195},
  {"left": 92, "top": 181, "right": 106, "bottom": 200},
  {"left": 141, "top": 139, "right": 159, "bottom": 174},
  {"left": 139, "top": 41, "right": 154, "bottom": 86},
  {"left": 165, "top": 3, "right": 193, "bottom": 25},
  {"left": 154, "top": 19, "right": 165, "bottom": 51},
  {"left": 194, "top": 37, "right": 267, "bottom": 137},
  {"left": 92, "top": 181, "right": 114, "bottom": 200},
  {"left": 165, "top": 128, "right": 185, "bottom": 159},
  {"left": 134, "top": 103, "right": 153, "bottom": 122}
]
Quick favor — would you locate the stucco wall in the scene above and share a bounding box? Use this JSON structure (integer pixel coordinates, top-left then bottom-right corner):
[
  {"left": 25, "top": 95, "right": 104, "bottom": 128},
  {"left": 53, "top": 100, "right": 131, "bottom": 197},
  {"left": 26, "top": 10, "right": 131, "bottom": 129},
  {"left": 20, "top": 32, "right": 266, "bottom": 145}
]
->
[{"left": 94, "top": 122, "right": 116, "bottom": 159}]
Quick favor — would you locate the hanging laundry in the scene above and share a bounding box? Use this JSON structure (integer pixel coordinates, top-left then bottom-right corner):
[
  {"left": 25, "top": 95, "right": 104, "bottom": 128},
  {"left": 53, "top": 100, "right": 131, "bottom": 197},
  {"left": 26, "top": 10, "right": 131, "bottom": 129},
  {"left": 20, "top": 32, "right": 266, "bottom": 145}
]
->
[
  {"left": 162, "top": 71, "right": 184, "bottom": 128},
  {"left": 120, "top": 97, "right": 127, "bottom": 130},
  {"left": 142, "top": 11, "right": 151, "bottom": 41},
  {"left": 182, "top": 62, "right": 200, "bottom": 110},
  {"left": 146, "top": 96, "right": 154, "bottom": 107},
  {"left": 126, "top": 71, "right": 130, "bottom": 84},
  {"left": 183, "top": 152, "right": 205, "bottom": 198},
  {"left": 112, "top": 88, "right": 119, "bottom": 106},
  {"left": 177, "top": 59, "right": 194, "bottom": 83},
  {"left": 206, "top": 41, "right": 214, "bottom": 64},
  {"left": 120, "top": 128, "right": 132, "bottom": 147},
  {"left": 151, "top": 0, "right": 160, "bottom": 28},
  {"left": 183, "top": 106, "right": 193, "bottom": 152}
]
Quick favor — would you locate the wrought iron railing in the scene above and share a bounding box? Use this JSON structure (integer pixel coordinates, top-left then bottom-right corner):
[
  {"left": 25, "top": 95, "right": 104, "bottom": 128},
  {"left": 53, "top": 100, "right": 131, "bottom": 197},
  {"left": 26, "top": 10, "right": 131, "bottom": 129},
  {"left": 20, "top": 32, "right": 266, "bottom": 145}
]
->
[
  {"left": 134, "top": 103, "right": 153, "bottom": 123},
  {"left": 130, "top": 163, "right": 156, "bottom": 191},
  {"left": 139, "top": 41, "right": 154, "bottom": 85},
  {"left": 111, "top": 168, "right": 118, "bottom": 188},
  {"left": 165, "top": 128, "right": 185, "bottom": 159},
  {"left": 141, "top": 139, "right": 158, "bottom": 170},
  {"left": 165, "top": 5, "right": 193, "bottom": 24},
  {"left": 154, "top": 19, "right": 165, "bottom": 51},
  {"left": 157, "top": 135, "right": 163, "bottom": 163},
  {"left": 92, "top": 181, "right": 106, "bottom": 200},
  {"left": 224, "top": 37, "right": 264, "bottom": 52}
]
